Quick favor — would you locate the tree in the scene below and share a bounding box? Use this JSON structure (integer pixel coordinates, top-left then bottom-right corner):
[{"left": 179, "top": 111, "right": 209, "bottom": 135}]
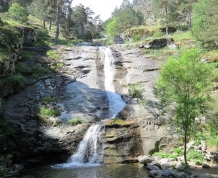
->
[
  {"left": 192, "top": 0, "right": 218, "bottom": 48},
  {"left": 178, "top": 0, "right": 198, "bottom": 29},
  {"left": 89, "top": 15, "right": 103, "bottom": 39},
  {"left": 154, "top": 49, "right": 214, "bottom": 164},
  {"left": 152, "top": 0, "right": 179, "bottom": 34},
  {"left": 8, "top": 2, "right": 28, "bottom": 23}
]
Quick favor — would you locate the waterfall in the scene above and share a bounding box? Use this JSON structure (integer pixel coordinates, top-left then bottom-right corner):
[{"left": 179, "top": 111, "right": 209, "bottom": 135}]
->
[
  {"left": 103, "top": 47, "right": 126, "bottom": 118},
  {"left": 53, "top": 47, "right": 126, "bottom": 168}
]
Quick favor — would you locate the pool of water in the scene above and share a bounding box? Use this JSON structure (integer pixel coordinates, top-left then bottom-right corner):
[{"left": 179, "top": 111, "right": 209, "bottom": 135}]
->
[{"left": 20, "top": 163, "right": 148, "bottom": 178}]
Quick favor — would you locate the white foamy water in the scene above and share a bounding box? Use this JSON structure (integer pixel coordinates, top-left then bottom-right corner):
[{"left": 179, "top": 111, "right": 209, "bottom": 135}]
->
[{"left": 103, "top": 47, "right": 126, "bottom": 118}]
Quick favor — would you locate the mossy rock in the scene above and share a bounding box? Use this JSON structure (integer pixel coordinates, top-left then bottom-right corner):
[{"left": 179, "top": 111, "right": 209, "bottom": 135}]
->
[{"left": 104, "top": 118, "right": 134, "bottom": 128}]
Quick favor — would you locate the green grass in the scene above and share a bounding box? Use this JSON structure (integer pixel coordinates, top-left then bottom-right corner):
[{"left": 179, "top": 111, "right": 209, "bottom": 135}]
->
[
  {"left": 21, "top": 51, "right": 35, "bottom": 60},
  {"left": 152, "top": 151, "right": 178, "bottom": 160},
  {"left": 39, "top": 106, "right": 61, "bottom": 117},
  {"left": 42, "top": 97, "right": 55, "bottom": 104},
  {"left": 32, "top": 63, "right": 50, "bottom": 80},
  {"left": 129, "top": 83, "right": 144, "bottom": 99},
  {"left": 187, "top": 149, "right": 204, "bottom": 165},
  {"left": 46, "top": 50, "right": 61, "bottom": 59},
  {"left": 16, "top": 62, "right": 31, "bottom": 74},
  {"left": 56, "top": 63, "right": 64, "bottom": 68},
  {"left": 68, "top": 118, "right": 84, "bottom": 125},
  {"left": 0, "top": 75, "right": 26, "bottom": 89}
]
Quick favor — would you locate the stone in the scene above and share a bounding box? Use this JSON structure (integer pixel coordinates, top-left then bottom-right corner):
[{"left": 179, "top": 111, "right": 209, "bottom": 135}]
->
[
  {"left": 138, "top": 155, "right": 155, "bottom": 165},
  {"left": 202, "top": 163, "right": 210, "bottom": 168},
  {"left": 148, "top": 170, "right": 163, "bottom": 178}
]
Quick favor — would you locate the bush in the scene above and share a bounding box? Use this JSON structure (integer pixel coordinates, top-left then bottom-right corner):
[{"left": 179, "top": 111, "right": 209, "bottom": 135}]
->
[
  {"left": 68, "top": 118, "right": 84, "bottom": 126},
  {"left": 39, "top": 106, "right": 61, "bottom": 117},
  {"left": 32, "top": 63, "right": 50, "bottom": 80},
  {"left": 8, "top": 3, "right": 28, "bottom": 23},
  {"left": 129, "top": 83, "right": 144, "bottom": 99}
]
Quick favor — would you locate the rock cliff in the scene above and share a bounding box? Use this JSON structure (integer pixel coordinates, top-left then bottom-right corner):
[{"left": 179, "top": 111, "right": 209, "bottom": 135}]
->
[{"left": 3, "top": 43, "right": 167, "bottom": 165}]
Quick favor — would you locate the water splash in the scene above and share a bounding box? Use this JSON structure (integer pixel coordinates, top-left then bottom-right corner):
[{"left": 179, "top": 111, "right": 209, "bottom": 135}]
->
[{"left": 53, "top": 124, "right": 102, "bottom": 168}]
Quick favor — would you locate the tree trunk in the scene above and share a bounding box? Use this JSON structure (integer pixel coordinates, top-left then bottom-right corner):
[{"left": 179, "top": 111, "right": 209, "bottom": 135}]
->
[
  {"left": 164, "top": 1, "right": 169, "bottom": 35},
  {"left": 55, "top": 5, "right": 60, "bottom": 44},
  {"left": 43, "top": 20, "right": 46, "bottom": 29},
  {"left": 49, "top": 18, "right": 52, "bottom": 30},
  {"left": 184, "top": 128, "right": 188, "bottom": 165}
]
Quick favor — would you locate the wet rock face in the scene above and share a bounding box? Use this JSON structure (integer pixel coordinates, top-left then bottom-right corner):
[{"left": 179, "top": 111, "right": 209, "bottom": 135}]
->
[
  {"left": 100, "top": 119, "right": 143, "bottom": 163},
  {"left": 110, "top": 44, "right": 167, "bottom": 155},
  {"left": 4, "top": 46, "right": 109, "bottom": 165}
]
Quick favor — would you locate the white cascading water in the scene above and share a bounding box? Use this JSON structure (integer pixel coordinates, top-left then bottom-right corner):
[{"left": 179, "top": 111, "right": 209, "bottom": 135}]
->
[
  {"left": 53, "top": 47, "right": 125, "bottom": 168},
  {"left": 103, "top": 47, "right": 126, "bottom": 118}
]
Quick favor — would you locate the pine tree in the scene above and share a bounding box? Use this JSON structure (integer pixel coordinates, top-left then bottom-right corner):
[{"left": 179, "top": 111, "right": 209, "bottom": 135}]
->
[{"left": 192, "top": 0, "right": 218, "bottom": 48}]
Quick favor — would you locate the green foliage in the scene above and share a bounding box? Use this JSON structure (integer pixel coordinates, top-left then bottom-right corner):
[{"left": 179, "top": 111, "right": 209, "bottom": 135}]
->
[
  {"left": 0, "top": 75, "right": 26, "bottom": 90},
  {"left": 0, "top": 116, "right": 14, "bottom": 177},
  {"left": 8, "top": 3, "right": 28, "bottom": 23},
  {"left": 207, "top": 136, "right": 218, "bottom": 149},
  {"left": 68, "top": 118, "right": 84, "bottom": 126},
  {"left": 39, "top": 106, "right": 61, "bottom": 117},
  {"left": 42, "top": 97, "right": 55, "bottom": 104},
  {"left": 16, "top": 62, "right": 31, "bottom": 74},
  {"left": 174, "top": 147, "right": 183, "bottom": 156},
  {"left": 153, "top": 151, "right": 177, "bottom": 160},
  {"left": 152, "top": 30, "right": 164, "bottom": 38},
  {"left": 129, "top": 83, "right": 144, "bottom": 99},
  {"left": 154, "top": 48, "right": 215, "bottom": 164},
  {"left": 187, "top": 149, "right": 204, "bottom": 165},
  {"left": 132, "top": 34, "right": 141, "bottom": 42},
  {"left": 0, "top": 154, "right": 13, "bottom": 177},
  {"left": 21, "top": 51, "right": 35, "bottom": 60},
  {"left": 32, "top": 63, "right": 50, "bottom": 80},
  {"left": 46, "top": 50, "right": 61, "bottom": 59},
  {"left": 192, "top": 0, "right": 218, "bottom": 48}
]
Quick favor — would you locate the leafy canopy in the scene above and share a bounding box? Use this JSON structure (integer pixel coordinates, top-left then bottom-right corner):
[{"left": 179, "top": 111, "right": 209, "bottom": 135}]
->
[
  {"left": 154, "top": 48, "right": 215, "bottom": 164},
  {"left": 192, "top": 0, "right": 218, "bottom": 48},
  {"left": 8, "top": 2, "right": 28, "bottom": 23}
]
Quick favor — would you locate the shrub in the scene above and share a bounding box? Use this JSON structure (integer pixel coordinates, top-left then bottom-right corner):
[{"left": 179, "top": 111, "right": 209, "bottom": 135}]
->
[
  {"left": 16, "top": 62, "right": 31, "bottom": 74},
  {"left": 8, "top": 3, "right": 28, "bottom": 23},
  {"left": 32, "top": 63, "right": 50, "bottom": 80},
  {"left": 39, "top": 106, "right": 61, "bottom": 117},
  {"left": 129, "top": 83, "right": 144, "bottom": 99},
  {"left": 68, "top": 118, "right": 84, "bottom": 126}
]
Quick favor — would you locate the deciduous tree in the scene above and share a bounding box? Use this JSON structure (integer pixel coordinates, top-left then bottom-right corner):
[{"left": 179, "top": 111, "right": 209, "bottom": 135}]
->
[{"left": 154, "top": 49, "right": 214, "bottom": 164}]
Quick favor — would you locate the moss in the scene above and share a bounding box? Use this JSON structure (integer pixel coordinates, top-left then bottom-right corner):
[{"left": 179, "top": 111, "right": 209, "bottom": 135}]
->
[
  {"left": 68, "top": 118, "right": 84, "bottom": 126},
  {"left": 0, "top": 75, "right": 26, "bottom": 89},
  {"left": 46, "top": 50, "right": 61, "bottom": 59},
  {"left": 32, "top": 63, "right": 51, "bottom": 80},
  {"left": 104, "top": 118, "right": 133, "bottom": 127}
]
